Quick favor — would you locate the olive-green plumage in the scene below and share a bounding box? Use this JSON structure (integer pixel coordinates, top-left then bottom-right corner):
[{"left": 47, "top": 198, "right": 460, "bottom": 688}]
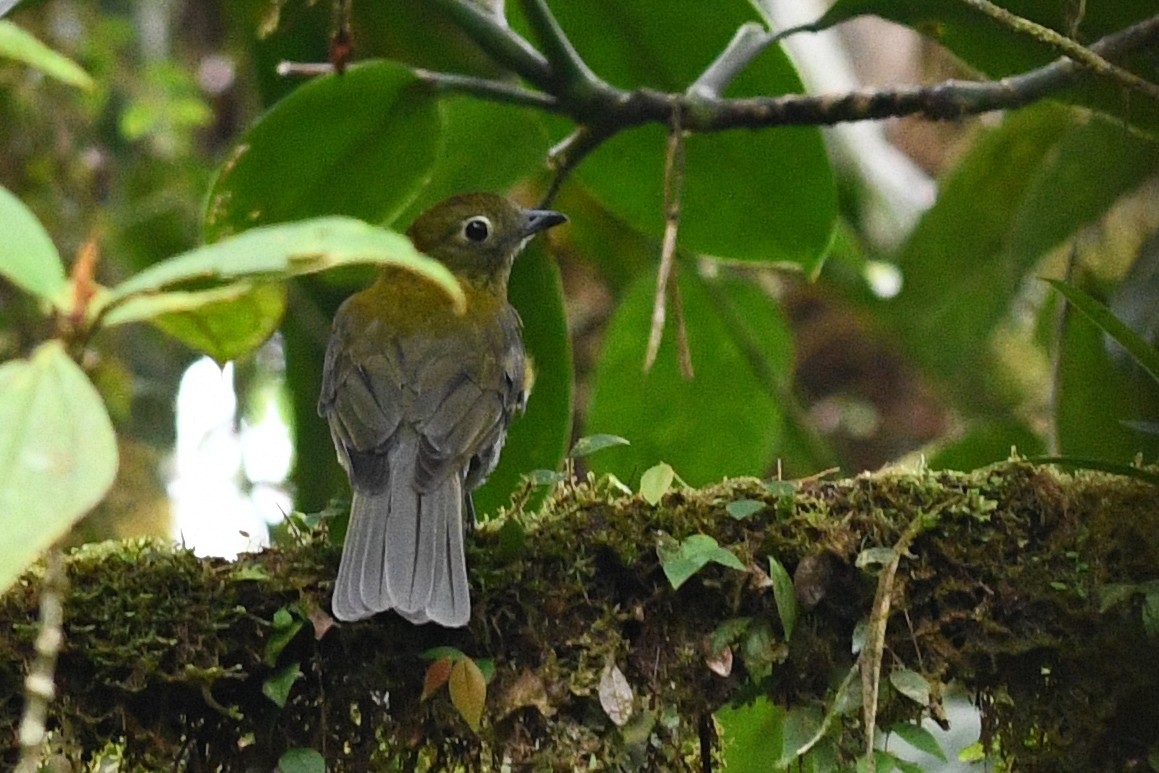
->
[{"left": 318, "top": 193, "right": 566, "bottom": 626}]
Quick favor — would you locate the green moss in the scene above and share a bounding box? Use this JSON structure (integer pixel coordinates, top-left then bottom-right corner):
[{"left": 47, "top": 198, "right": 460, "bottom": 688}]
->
[{"left": 2, "top": 462, "right": 1157, "bottom": 770}]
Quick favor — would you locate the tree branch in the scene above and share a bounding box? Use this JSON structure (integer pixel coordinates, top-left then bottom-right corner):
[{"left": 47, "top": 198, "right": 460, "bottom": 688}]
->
[
  {"left": 428, "top": 0, "right": 554, "bottom": 90},
  {"left": 2, "top": 463, "right": 1157, "bottom": 770},
  {"left": 687, "top": 22, "right": 775, "bottom": 100},
  {"left": 427, "top": 12, "right": 1158, "bottom": 130},
  {"left": 958, "top": 0, "right": 1159, "bottom": 102}
]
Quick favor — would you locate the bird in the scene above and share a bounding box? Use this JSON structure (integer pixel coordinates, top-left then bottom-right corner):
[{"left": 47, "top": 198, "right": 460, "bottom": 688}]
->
[{"left": 318, "top": 193, "right": 567, "bottom": 627}]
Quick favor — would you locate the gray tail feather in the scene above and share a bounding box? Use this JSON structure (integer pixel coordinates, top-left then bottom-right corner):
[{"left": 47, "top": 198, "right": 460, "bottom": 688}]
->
[{"left": 332, "top": 448, "right": 470, "bottom": 627}]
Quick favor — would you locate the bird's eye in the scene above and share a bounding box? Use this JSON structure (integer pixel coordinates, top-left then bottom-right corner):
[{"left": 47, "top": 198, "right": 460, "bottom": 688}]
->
[{"left": 463, "top": 217, "right": 491, "bottom": 243}]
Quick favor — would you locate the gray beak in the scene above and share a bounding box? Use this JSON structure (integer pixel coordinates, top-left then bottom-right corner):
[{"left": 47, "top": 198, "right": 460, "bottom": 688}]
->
[{"left": 522, "top": 208, "right": 568, "bottom": 237}]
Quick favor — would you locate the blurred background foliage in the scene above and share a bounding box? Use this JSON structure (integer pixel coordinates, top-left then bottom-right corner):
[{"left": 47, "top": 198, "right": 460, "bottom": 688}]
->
[{"left": 2, "top": 0, "right": 1157, "bottom": 540}]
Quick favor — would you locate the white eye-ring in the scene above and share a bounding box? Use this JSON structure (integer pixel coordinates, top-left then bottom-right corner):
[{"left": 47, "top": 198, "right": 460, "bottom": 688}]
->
[{"left": 463, "top": 216, "right": 492, "bottom": 243}]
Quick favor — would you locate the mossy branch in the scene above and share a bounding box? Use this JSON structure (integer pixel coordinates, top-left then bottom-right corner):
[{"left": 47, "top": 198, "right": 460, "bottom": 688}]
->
[{"left": 3, "top": 462, "right": 1158, "bottom": 771}]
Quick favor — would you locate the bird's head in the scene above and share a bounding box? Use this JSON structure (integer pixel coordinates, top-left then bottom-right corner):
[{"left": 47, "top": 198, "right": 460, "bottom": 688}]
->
[{"left": 406, "top": 193, "right": 567, "bottom": 292}]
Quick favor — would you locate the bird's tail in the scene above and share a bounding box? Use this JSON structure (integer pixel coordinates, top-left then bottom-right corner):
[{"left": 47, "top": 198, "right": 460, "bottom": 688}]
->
[{"left": 331, "top": 451, "right": 470, "bottom": 627}]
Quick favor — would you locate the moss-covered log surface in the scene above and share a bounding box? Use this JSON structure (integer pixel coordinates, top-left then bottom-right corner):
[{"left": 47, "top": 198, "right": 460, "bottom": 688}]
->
[{"left": 2, "top": 461, "right": 1158, "bottom": 771}]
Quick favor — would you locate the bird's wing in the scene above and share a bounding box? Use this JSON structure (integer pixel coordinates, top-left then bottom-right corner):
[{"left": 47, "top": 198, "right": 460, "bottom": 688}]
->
[{"left": 318, "top": 299, "right": 525, "bottom": 495}]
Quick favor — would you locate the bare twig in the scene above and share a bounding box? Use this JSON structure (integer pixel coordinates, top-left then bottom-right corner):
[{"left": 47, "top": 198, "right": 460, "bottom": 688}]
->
[
  {"left": 429, "top": 0, "right": 553, "bottom": 90},
  {"left": 15, "top": 549, "right": 67, "bottom": 773},
  {"left": 688, "top": 22, "right": 775, "bottom": 100},
  {"left": 643, "top": 107, "right": 686, "bottom": 374},
  {"left": 519, "top": 0, "right": 602, "bottom": 95}
]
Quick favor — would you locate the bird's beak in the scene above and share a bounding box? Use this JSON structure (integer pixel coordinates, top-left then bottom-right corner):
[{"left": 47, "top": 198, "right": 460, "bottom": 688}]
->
[{"left": 521, "top": 208, "right": 568, "bottom": 238}]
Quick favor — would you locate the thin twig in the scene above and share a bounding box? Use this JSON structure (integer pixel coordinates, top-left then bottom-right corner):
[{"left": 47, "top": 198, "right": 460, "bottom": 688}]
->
[
  {"left": 958, "top": 0, "right": 1159, "bottom": 102},
  {"left": 671, "top": 269, "right": 694, "bottom": 379},
  {"left": 644, "top": 106, "right": 686, "bottom": 373},
  {"left": 411, "top": 68, "right": 559, "bottom": 110},
  {"left": 541, "top": 126, "right": 613, "bottom": 207},
  {"left": 688, "top": 22, "right": 774, "bottom": 100},
  {"left": 519, "top": 0, "right": 602, "bottom": 93},
  {"left": 429, "top": 0, "right": 553, "bottom": 89},
  {"left": 15, "top": 549, "right": 67, "bottom": 773}
]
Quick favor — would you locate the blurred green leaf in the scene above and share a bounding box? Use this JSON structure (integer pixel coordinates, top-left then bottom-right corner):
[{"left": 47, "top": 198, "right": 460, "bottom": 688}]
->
[
  {"left": 927, "top": 419, "right": 1045, "bottom": 471},
  {"left": 205, "top": 60, "right": 441, "bottom": 239},
  {"left": 0, "top": 342, "right": 118, "bottom": 595},
  {"left": 277, "top": 748, "right": 326, "bottom": 773},
  {"left": 1047, "top": 279, "right": 1159, "bottom": 386},
  {"left": 811, "top": 0, "right": 1159, "bottom": 135},
  {"left": 726, "top": 499, "right": 764, "bottom": 520},
  {"left": 639, "top": 461, "right": 676, "bottom": 504},
  {"left": 890, "top": 722, "right": 948, "bottom": 762},
  {"left": 585, "top": 269, "right": 791, "bottom": 487},
  {"left": 0, "top": 184, "right": 67, "bottom": 309},
  {"left": 262, "top": 661, "right": 300, "bottom": 708},
  {"left": 1055, "top": 290, "right": 1159, "bottom": 460},
  {"left": 1143, "top": 588, "right": 1159, "bottom": 638},
  {"left": 101, "top": 217, "right": 461, "bottom": 313},
  {"left": 657, "top": 533, "right": 746, "bottom": 590},
  {"left": 0, "top": 19, "right": 93, "bottom": 89},
  {"left": 472, "top": 242, "right": 573, "bottom": 517},
  {"left": 394, "top": 98, "right": 549, "bottom": 227},
  {"left": 884, "top": 105, "right": 1157, "bottom": 411},
  {"left": 768, "top": 555, "right": 798, "bottom": 641},
  {"left": 570, "top": 433, "right": 631, "bottom": 458},
  {"left": 889, "top": 667, "right": 931, "bottom": 705},
  {"left": 551, "top": 0, "right": 835, "bottom": 268}
]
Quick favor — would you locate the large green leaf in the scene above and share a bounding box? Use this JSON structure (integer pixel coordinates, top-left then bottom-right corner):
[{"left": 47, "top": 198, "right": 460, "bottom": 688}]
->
[
  {"left": 394, "top": 98, "right": 550, "bottom": 227},
  {"left": 0, "top": 184, "right": 67, "bottom": 309},
  {"left": 545, "top": 0, "right": 835, "bottom": 269},
  {"left": 0, "top": 341, "right": 117, "bottom": 594},
  {"left": 1055, "top": 288, "right": 1159, "bottom": 461},
  {"left": 715, "top": 697, "right": 786, "bottom": 772},
  {"left": 472, "top": 241, "right": 573, "bottom": 516},
  {"left": 885, "top": 105, "right": 1159, "bottom": 411},
  {"left": 101, "top": 217, "right": 461, "bottom": 312},
  {"left": 0, "top": 19, "right": 93, "bottom": 89},
  {"left": 97, "top": 217, "right": 461, "bottom": 363},
  {"left": 1048, "top": 279, "right": 1159, "bottom": 387},
  {"left": 812, "top": 0, "right": 1159, "bottom": 135},
  {"left": 584, "top": 268, "right": 792, "bottom": 487},
  {"left": 204, "top": 60, "right": 442, "bottom": 240}
]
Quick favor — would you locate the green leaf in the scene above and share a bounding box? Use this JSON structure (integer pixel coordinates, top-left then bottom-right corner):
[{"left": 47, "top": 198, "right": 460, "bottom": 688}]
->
[
  {"left": 277, "top": 748, "right": 326, "bottom": 773},
  {"left": 1048, "top": 279, "right": 1159, "bottom": 386},
  {"left": 471, "top": 242, "right": 573, "bottom": 517},
  {"left": 1143, "top": 588, "right": 1159, "bottom": 639},
  {"left": 715, "top": 696, "right": 785, "bottom": 772},
  {"left": 265, "top": 606, "right": 304, "bottom": 666},
  {"left": 550, "top": 0, "right": 836, "bottom": 269},
  {"left": 144, "top": 283, "right": 287, "bottom": 364},
  {"left": 768, "top": 556, "right": 798, "bottom": 642},
  {"left": 657, "top": 533, "right": 746, "bottom": 590},
  {"left": 0, "top": 342, "right": 118, "bottom": 595},
  {"left": 262, "top": 661, "right": 301, "bottom": 708},
  {"left": 393, "top": 98, "right": 549, "bottom": 226},
  {"left": 639, "top": 461, "right": 676, "bottom": 505},
  {"left": 205, "top": 60, "right": 441, "bottom": 239},
  {"left": 1054, "top": 290, "right": 1159, "bottom": 461},
  {"left": 885, "top": 104, "right": 1071, "bottom": 408},
  {"left": 104, "top": 216, "right": 460, "bottom": 310},
  {"left": 889, "top": 667, "right": 931, "bottom": 706},
  {"left": 0, "top": 20, "right": 93, "bottom": 89},
  {"left": 726, "top": 499, "right": 764, "bottom": 520},
  {"left": 0, "top": 185, "right": 67, "bottom": 308},
  {"left": 570, "top": 433, "right": 631, "bottom": 459},
  {"left": 448, "top": 657, "right": 487, "bottom": 733},
  {"left": 890, "top": 722, "right": 948, "bottom": 763},
  {"left": 585, "top": 269, "right": 792, "bottom": 487}
]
